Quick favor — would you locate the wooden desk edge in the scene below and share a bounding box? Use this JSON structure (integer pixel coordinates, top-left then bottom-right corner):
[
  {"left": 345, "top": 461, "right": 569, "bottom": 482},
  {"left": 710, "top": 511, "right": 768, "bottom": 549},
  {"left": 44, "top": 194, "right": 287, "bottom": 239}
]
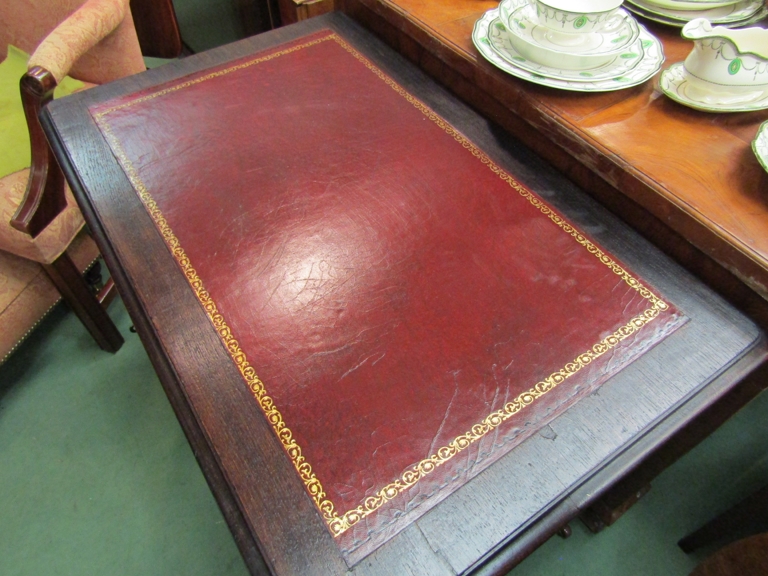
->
[{"left": 470, "top": 335, "right": 768, "bottom": 575}]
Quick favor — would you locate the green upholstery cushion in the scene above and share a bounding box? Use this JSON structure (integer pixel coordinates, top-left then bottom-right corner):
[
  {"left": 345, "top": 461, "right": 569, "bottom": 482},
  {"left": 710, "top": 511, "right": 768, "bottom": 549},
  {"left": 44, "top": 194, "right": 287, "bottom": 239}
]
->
[{"left": 0, "top": 45, "right": 84, "bottom": 179}]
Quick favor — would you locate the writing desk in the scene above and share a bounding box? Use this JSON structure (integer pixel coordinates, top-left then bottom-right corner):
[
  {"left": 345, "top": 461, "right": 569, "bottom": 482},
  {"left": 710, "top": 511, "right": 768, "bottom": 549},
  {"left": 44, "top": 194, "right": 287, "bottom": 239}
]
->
[{"left": 42, "top": 13, "right": 767, "bottom": 574}]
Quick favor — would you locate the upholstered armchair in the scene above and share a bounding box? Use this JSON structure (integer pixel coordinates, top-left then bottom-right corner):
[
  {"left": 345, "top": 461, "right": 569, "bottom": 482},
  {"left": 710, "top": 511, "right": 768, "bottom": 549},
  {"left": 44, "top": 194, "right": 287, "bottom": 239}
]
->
[{"left": 0, "top": 0, "right": 149, "bottom": 363}]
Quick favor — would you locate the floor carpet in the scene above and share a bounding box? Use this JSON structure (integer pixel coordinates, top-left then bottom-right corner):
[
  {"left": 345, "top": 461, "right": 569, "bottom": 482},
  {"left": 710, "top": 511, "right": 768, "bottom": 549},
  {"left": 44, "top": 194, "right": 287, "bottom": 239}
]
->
[{"left": 1, "top": 299, "right": 767, "bottom": 575}]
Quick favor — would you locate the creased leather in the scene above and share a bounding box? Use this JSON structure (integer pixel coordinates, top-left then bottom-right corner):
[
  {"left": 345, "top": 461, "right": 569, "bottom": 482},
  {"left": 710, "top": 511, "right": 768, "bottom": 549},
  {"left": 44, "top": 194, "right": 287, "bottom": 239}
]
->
[{"left": 91, "top": 30, "right": 687, "bottom": 558}]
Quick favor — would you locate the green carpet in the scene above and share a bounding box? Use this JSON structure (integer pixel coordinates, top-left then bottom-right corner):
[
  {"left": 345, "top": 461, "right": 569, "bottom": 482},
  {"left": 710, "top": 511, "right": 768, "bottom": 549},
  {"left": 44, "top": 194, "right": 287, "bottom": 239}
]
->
[
  {"left": 511, "top": 386, "right": 768, "bottom": 576},
  {"left": 0, "top": 302, "right": 248, "bottom": 576},
  {"left": 1, "top": 298, "right": 767, "bottom": 575}
]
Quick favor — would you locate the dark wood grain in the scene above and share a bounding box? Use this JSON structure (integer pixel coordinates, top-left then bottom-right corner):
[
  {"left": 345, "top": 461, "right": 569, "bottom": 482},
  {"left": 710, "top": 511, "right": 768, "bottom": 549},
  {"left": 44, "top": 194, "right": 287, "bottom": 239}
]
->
[
  {"left": 689, "top": 533, "right": 768, "bottom": 576},
  {"left": 237, "top": 0, "right": 281, "bottom": 35},
  {"left": 129, "top": 0, "right": 183, "bottom": 59},
  {"left": 11, "top": 67, "right": 66, "bottom": 237},
  {"left": 42, "top": 13, "right": 768, "bottom": 575},
  {"left": 278, "top": 0, "right": 336, "bottom": 25},
  {"left": 581, "top": 358, "right": 768, "bottom": 533},
  {"left": 679, "top": 483, "right": 768, "bottom": 553},
  {"left": 42, "top": 251, "right": 123, "bottom": 352}
]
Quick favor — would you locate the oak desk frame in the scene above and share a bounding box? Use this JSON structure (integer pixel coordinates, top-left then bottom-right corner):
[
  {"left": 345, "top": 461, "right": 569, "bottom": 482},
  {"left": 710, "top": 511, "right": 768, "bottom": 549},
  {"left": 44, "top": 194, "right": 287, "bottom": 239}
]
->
[{"left": 42, "top": 13, "right": 767, "bottom": 575}]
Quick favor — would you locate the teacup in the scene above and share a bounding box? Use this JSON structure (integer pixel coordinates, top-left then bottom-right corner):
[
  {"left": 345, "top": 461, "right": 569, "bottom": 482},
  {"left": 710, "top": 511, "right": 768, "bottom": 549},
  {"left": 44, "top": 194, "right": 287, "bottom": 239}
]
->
[
  {"left": 682, "top": 18, "right": 768, "bottom": 91},
  {"left": 534, "top": 0, "right": 625, "bottom": 34}
]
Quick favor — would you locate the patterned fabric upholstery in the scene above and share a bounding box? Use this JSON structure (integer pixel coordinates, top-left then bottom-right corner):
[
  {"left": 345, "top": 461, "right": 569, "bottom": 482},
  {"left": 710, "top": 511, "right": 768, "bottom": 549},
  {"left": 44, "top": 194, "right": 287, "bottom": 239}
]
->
[
  {"left": 0, "top": 0, "right": 145, "bottom": 84},
  {"left": 0, "top": 230, "right": 100, "bottom": 364},
  {"left": 0, "top": 169, "right": 86, "bottom": 264},
  {"left": 0, "top": 0, "right": 144, "bottom": 266},
  {"left": 0, "top": 0, "right": 146, "bottom": 358}
]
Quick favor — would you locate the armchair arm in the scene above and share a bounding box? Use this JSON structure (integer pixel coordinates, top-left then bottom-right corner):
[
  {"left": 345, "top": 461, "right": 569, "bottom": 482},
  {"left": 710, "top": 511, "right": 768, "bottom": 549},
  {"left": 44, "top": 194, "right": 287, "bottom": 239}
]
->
[
  {"left": 11, "top": 0, "right": 133, "bottom": 237},
  {"left": 28, "top": 0, "right": 131, "bottom": 84},
  {"left": 9, "top": 67, "right": 67, "bottom": 237}
]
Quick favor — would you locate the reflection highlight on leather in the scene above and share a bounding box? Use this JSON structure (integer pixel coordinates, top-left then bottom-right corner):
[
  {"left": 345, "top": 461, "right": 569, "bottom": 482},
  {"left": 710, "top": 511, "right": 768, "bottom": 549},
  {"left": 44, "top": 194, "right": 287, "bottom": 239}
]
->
[{"left": 93, "top": 33, "right": 668, "bottom": 538}]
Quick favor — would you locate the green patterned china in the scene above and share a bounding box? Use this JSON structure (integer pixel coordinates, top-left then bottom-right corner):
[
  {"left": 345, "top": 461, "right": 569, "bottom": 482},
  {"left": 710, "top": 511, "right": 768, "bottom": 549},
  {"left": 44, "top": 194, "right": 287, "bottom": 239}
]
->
[
  {"left": 536, "top": 0, "right": 623, "bottom": 10},
  {"left": 506, "top": 4, "right": 640, "bottom": 69},
  {"left": 624, "top": 2, "right": 768, "bottom": 27},
  {"left": 752, "top": 120, "right": 768, "bottom": 174},
  {"left": 533, "top": 0, "right": 624, "bottom": 34},
  {"left": 659, "top": 62, "right": 768, "bottom": 111},
  {"left": 473, "top": 8, "right": 665, "bottom": 92},
  {"left": 644, "top": 0, "right": 741, "bottom": 11},
  {"left": 682, "top": 19, "right": 768, "bottom": 89},
  {"left": 488, "top": 17, "right": 646, "bottom": 81},
  {"left": 659, "top": 18, "right": 768, "bottom": 112},
  {"left": 624, "top": 0, "right": 763, "bottom": 25},
  {"left": 500, "top": 0, "right": 544, "bottom": 28}
]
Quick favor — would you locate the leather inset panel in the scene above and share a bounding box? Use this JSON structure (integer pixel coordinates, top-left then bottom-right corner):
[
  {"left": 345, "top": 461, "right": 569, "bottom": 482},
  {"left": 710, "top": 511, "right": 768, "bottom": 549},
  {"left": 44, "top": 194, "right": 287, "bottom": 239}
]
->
[{"left": 91, "top": 30, "right": 686, "bottom": 559}]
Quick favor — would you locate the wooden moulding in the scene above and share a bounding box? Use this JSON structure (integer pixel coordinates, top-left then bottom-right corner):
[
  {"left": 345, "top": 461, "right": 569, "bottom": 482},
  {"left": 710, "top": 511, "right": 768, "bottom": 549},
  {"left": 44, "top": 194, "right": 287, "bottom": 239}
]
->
[{"left": 11, "top": 67, "right": 67, "bottom": 238}]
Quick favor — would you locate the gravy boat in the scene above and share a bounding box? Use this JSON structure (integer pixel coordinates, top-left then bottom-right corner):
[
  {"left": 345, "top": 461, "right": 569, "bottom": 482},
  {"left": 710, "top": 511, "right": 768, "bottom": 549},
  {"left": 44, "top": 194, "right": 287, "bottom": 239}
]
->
[{"left": 682, "top": 18, "right": 768, "bottom": 91}]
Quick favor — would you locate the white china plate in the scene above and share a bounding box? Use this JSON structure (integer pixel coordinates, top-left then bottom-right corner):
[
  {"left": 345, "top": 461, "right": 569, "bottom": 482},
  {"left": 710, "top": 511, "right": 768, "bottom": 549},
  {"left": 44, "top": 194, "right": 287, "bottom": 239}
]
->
[
  {"left": 659, "top": 62, "right": 768, "bottom": 112},
  {"left": 473, "top": 9, "right": 665, "bottom": 92},
  {"left": 625, "top": 2, "right": 768, "bottom": 27},
  {"left": 488, "top": 18, "right": 646, "bottom": 81},
  {"left": 643, "top": 0, "right": 742, "bottom": 10},
  {"left": 506, "top": 3, "right": 639, "bottom": 56},
  {"left": 499, "top": 0, "right": 535, "bottom": 27},
  {"left": 752, "top": 120, "right": 768, "bottom": 174},
  {"left": 624, "top": 0, "right": 763, "bottom": 23}
]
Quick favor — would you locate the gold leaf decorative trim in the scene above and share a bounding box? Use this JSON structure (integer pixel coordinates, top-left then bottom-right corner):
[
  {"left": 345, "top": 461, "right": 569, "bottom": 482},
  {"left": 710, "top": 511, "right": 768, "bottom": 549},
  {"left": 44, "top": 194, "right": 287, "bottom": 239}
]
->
[
  {"left": 92, "top": 33, "right": 668, "bottom": 538},
  {"left": 96, "top": 35, "right": 337, "bottom": 117}
]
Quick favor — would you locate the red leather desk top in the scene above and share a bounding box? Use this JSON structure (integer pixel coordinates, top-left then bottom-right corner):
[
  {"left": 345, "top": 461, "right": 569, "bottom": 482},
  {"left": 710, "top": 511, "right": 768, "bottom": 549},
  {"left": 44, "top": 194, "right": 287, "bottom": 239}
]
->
[{"left": 90, "top": 30, "right": 685, "bottom": 558}]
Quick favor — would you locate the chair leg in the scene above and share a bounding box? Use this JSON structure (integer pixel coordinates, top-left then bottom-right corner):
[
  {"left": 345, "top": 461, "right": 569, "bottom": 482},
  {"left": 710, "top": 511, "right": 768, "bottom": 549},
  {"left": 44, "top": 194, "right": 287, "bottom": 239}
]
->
[
  {"left": 678, "top": 483, "right": 768, "bottom": 553},
  {"left": 42, "top": 252, "right": 124, "bottom": 352}
]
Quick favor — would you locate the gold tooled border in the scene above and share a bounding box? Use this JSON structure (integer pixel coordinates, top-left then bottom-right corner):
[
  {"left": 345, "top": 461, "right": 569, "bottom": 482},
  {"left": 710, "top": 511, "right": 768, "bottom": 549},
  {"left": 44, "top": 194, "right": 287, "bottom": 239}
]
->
[{"left": 92, "top": 33, "right": 669, "bottom": 538}]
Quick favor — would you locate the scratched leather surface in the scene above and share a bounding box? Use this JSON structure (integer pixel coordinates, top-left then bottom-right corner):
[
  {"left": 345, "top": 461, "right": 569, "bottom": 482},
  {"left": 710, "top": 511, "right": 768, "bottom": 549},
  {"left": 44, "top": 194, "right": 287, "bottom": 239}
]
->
[{"left": 91, "top": 30, "right": 686, "bottom": 558}]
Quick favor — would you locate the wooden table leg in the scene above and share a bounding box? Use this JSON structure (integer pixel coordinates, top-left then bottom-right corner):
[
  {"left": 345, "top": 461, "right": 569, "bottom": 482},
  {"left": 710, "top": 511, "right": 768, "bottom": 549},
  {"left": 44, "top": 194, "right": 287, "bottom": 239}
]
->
[
  {"left": 679, "top": 483, "right": 768, "bottom": 553},
  {"left": 43, "top": 252, "right": 124, "bottom": 352}
]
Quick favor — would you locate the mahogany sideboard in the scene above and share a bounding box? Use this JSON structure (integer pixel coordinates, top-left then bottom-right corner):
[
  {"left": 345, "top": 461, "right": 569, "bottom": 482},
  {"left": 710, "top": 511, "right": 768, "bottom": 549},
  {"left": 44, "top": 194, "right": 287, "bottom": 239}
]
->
[{"left": 41, "top": 11, "right": 768, "bottom": 576}]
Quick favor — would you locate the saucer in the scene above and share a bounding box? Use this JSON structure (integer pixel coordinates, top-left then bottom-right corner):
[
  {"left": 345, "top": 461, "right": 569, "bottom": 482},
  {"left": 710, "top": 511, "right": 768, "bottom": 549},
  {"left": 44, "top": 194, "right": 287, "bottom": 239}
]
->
[
  {"left": 625, "top": 0, "right": 763, "bottom": 23},
  {"left": 659, "top": 62, "right": 768, "bottom": 112},
  {"left": 625, "top": 2, "right": 767, "bottom": 27},
  {"left": 507, "top": 3, "right": 639, "bottom": 56},
  {"left": 752, "top": 120, "right": 768, "bottom": 174},
  {"left": 643, "top": 0, "right": 741, "bottom": 10},
  {"left": 488, "top": 18, "right": 646, "bottom": 82},
  {"left": 473, "top": 9, "right": 664, "bottom": 92},
  {"left": 499, "top": 0, "right": 536, "bottom": 27}
]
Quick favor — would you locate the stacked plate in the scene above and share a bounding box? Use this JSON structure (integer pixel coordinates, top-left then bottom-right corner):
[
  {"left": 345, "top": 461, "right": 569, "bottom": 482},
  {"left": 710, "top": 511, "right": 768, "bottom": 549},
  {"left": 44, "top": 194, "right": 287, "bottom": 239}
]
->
[
  {"left": 473, "top": 0, "right": 664, "bottom": 92},
  {"left": 624, "top": 0, "right": 768, "bottom": 28},
  {"left": 753, "top": 121, "right": 768, "bottom": 174}
]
